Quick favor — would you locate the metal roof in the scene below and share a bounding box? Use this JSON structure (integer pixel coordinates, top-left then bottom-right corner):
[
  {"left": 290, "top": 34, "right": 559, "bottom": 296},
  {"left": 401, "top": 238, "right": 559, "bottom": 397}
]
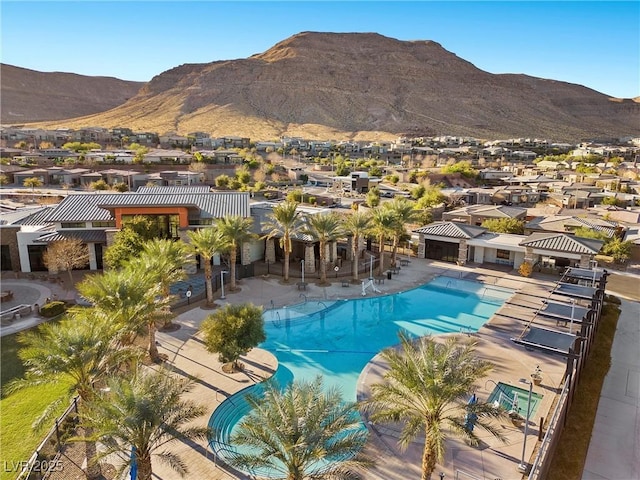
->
[
  {"left": 519, "top": 233, "right": 603, "bottom": 254},
  {"left": 0, "top": 206, "right": 53, "bottom": 226},
  {"left": 45, "top": 192, "right": 250, "bottom": 222},
  {"left": 136, "top": 186, "right": 210, "bottom": 194},
  {"left": 34, "top": 229, "right": 107, "bottom": 244},
  {"left": 413, "top": 221, "right": 486, "bottom": 239}
]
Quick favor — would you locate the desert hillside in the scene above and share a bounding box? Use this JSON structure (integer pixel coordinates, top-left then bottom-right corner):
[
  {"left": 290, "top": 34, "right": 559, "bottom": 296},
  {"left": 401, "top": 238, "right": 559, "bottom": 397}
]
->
[
  {"left": 12, "top": 32, "right": 640, "bottom": 141},
  {"left": 1, "top": 64, "right": 144, "bottom": 124}
]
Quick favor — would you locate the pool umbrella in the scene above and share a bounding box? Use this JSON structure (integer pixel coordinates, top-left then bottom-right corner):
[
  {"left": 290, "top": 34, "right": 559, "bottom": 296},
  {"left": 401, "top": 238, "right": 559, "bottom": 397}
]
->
[
  {"left": 464, "top": 393, "right": 478, "bottom": 431},
  {"left": 130, "top": 446, "right": 137, "bottom": 480}
]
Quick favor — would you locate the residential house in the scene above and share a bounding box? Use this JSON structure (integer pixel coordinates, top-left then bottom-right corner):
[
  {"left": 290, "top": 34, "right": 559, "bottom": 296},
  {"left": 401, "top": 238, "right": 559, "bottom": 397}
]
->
[
  {"left": 143, "top": 148, "right": 193, "bottom": 164},
  {"left": 442, "top": 204, "right": 527, "bottom": 226},
  {"left": 412, "top": 221, "right": 603, "bottom": 270}
]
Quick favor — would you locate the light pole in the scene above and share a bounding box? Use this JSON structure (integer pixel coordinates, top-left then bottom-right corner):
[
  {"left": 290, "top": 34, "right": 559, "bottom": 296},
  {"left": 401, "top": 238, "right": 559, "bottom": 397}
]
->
[
  {"left": 301, "top": 259, "right": 305, "bottom": 284},
  {"left": 220, "top": 270, "right": 228, "bottom": 300},
  {"left": 517, "top": 378, "right": 534, "bottom": 473}
]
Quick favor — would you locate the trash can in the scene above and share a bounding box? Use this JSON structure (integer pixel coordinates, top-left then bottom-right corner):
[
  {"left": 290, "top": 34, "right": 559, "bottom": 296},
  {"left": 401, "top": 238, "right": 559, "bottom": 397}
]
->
[{"left": 387, "top": 271, "right": 392, "bottom": 280}]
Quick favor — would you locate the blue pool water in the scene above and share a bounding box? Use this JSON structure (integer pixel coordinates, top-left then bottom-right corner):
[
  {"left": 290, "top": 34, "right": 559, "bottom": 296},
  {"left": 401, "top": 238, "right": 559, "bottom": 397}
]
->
[
  {"left": 487, "top": 382, "right": 543, "bottom": 419},
  {"left": 208, "top": 277, "right": 513, "bottom": 473}
]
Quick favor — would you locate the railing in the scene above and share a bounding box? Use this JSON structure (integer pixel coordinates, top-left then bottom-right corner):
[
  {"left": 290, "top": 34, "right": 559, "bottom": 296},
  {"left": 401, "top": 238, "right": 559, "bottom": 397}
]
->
[
  {"left": 16, "top": 396, "right": 80, "bottom": 480},
  {"left": 528, "top": 380, "right": 570, "bottom": 480}
]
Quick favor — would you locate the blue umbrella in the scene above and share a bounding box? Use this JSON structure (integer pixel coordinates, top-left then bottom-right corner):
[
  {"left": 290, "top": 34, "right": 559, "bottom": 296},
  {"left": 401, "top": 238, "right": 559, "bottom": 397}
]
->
[
  {"left": 464, "top": 393, "right": 478, "bottom": 431},
  {"left": 130, "top": 446, "right": 138, "bottom": 480}
]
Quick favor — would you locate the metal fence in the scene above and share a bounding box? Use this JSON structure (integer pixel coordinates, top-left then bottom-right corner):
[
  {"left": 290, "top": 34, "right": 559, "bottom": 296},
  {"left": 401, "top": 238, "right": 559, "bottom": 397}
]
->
[
  {"left": 16, "top": 396, "right": 80, "bottom": 480},
  {"left": 527, "top": 381, "right": 570, "bottom": 480}
]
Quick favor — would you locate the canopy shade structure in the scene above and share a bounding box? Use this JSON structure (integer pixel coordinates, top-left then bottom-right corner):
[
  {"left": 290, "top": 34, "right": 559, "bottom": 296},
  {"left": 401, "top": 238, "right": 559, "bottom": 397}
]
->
[
  {"left": 564, "top": 267, "right": 606, "bottom": 283},
  {"left": 512, "top": 326, "right": 578, "bottom": 356},
  {"left": 553, "top": 283, "right": 598, "bottom": 300},
  {"left": 538, "top": 300, "right": 590, "bottom": 325}
]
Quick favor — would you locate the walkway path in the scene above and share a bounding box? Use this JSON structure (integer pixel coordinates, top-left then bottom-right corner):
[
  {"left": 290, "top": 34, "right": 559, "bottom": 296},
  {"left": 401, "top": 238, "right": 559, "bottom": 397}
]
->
[{"left": 582, "top": 277, "right": 640, "bottom": 480}]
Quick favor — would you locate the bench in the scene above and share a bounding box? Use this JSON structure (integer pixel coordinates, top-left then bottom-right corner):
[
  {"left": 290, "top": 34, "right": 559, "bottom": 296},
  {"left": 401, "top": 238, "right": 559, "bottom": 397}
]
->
[
  {"left": 296, "top": 282, "right": 308, "bottom": 291},
  {"left": 341, "top": 279, "right": 350, "bottom": 287},
  {"left": 390, "top": 266, "right": 401, "bottom": 274},
  {"left": 399, "top": 258, "right": 411, "bottom": 267},
  {"left": 374, "top": 276, "right": 385, "bottom": 285}
]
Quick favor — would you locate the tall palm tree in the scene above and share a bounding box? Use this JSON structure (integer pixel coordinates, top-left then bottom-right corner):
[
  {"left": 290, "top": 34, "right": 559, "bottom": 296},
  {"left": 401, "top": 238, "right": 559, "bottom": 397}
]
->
[
  {"left": 76, "top": 268, "right": 170, "bottom": 361},
  {"left": 129, "top": 238, "right": 193, "bottom": 329},
  {"left": 7, "top": 311, "right": 139, "bottom": 479},
  {"left": 364, "top": 334, "right": 505, "bottom": 480},
  {"left": 262, "top": 201, "right": 303, "bottom": 282},
  {"left": 187, "top": 227, "right": 229, "bottom": 307},
  {"left": 370, "top": 207, "right": 396, "bottom": 275},
  {"left": 342, "top": 210, "right": 372, "bottom": 282},
  {"left": 384, "top": 198, "right": 418, "bottom": 267},
  {"left": 230, "top": 376, "right": 371, "bottom": 479},
  {"left": 302, "top": 212, "right": 344, "bottom": 285},
  {"left": 215, "top": 215, "right": 257, "bottom": 292},
  {"left": 82, "top": 369, "right": 209, "bottom": 480},
  {"left": 132, "top": 238, "right": 192, "bottom": 298}
]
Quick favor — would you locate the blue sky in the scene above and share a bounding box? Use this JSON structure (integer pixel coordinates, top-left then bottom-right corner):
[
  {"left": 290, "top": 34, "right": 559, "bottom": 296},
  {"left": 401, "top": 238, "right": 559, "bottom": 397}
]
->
[{"left": 2, "top": 1, "right": 638, "bottom": 98}]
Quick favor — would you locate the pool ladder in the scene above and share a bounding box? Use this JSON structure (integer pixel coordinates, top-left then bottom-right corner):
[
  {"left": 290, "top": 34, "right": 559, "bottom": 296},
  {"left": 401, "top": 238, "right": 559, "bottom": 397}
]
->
[{"left": 271, "top": 311, "right": 281, "bottom": 328}]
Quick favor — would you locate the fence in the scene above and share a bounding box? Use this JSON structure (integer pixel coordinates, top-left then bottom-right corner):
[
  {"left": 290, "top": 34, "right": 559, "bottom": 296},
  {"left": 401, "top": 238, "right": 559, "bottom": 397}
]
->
[
  {"left": 16, "top": 396, "right": 80, "bottom": 480},
  {"left": 527, "top": 381, "right": 570, "bottom": 480}
]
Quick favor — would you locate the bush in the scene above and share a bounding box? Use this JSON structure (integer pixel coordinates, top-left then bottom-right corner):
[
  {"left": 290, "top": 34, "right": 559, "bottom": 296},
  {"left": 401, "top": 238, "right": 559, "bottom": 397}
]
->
[
  {"left": 40, "top": 301, "right": 67, "bottom": 318},
  {"left": 518, "top": 261, "right": 533, "bottom": 277}
]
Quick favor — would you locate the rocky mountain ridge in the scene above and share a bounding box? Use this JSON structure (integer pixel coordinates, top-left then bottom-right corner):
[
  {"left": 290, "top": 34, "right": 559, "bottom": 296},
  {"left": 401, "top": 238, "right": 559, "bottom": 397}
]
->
[{"left": 5, "top": 32, "right": 639, "bottom": 141}]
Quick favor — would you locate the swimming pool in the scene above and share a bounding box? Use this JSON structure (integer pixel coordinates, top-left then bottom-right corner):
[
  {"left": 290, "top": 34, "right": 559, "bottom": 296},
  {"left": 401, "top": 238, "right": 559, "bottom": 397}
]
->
[{"left": 208, "top": 277, "right": 513, "bottom": 473}]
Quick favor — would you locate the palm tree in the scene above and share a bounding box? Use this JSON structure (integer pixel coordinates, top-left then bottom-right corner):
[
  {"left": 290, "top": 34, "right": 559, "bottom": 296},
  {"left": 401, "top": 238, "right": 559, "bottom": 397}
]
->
[
  {"left": 82, "top": 369, "right": 210, "bottom": 480},
  {"left": 262, "top": 201, "right": 303, "bottom": 282},
  {"left": 302, "top": 212, "right": 344, "bottom": 285},
  {"left": 384, "top": 198, "right": 418, "bottom": 267},
  {"left": 215, "top": 215, "right": 257, "bottom": 292},
  {"left": 342, "top": 210, "right": 372, "bottom": 282},
  {"left": 76, "top": 268, "right": 170, "bottom": 361},
  {"left": 8, "top": 311, "right": 139, "bottom": 479},
  {"left": 129, "top": 238, "right": 193, "bottom": 329},
  {"left": 187, "top": 227, "right": 229, "bottom": 307},
  {"left": 230, "top": 376, "right": 371, "bottom": 479},
  {"left": 370, "top": 207, "right": 396, "bottom": 275},
  {"left": 132, "top": 238, "right": 192, "bottom": 297},
  {"left": 364, "top": 334, "right": 505, "bottom": 480}
]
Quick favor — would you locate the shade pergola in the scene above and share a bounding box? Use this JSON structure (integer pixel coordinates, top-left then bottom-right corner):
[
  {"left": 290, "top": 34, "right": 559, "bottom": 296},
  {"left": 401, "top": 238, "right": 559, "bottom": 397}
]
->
[
  {"left": 564, "top": 267, "right": 605, "bottom": 282},
  {"left": 512, "top": 326, "right": 578, "bottom": 356},
  {"left": 538, "top": 299, "right": 590, "bottom": 325},
  {"left": 552, "top": 283, "right": 598, "bottom": 300}
]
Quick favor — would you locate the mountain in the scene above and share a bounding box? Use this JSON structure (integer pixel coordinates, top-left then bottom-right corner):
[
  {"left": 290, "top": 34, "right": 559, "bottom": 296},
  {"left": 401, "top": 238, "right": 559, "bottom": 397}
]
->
[
  {"left": 13, "top": 32, "right": 640, "bottom": 141},
  {"left": 1, "top": 64, "right": 143, "bottom": 124}
]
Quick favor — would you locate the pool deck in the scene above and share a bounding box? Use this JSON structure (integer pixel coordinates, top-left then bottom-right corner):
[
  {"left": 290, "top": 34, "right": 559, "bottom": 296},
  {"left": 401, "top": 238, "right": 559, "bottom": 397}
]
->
[{"left": 2, "top": 260, "right": 638, "bottom": 480}]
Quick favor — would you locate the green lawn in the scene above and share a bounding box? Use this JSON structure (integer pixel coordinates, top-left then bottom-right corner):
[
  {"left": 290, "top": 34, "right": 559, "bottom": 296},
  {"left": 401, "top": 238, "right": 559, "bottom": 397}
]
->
[{"left": 1, "top": 334, "right": 71, "bottom": 480}]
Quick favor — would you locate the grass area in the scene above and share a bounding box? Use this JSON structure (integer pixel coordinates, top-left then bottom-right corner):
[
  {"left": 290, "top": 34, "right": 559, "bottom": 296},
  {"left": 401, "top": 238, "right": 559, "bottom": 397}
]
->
[
  {"left": 1, "top": 383, "right": 71, "bottom": 480},
  {"left": 1, "top": 333, "right": 72, "bottom": 480},
  {"left": 545, "top": 296, "right": 622, "bottom": 479},
  {"left": 1, "top": 334, "right": 26, "bottom": 385}
]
